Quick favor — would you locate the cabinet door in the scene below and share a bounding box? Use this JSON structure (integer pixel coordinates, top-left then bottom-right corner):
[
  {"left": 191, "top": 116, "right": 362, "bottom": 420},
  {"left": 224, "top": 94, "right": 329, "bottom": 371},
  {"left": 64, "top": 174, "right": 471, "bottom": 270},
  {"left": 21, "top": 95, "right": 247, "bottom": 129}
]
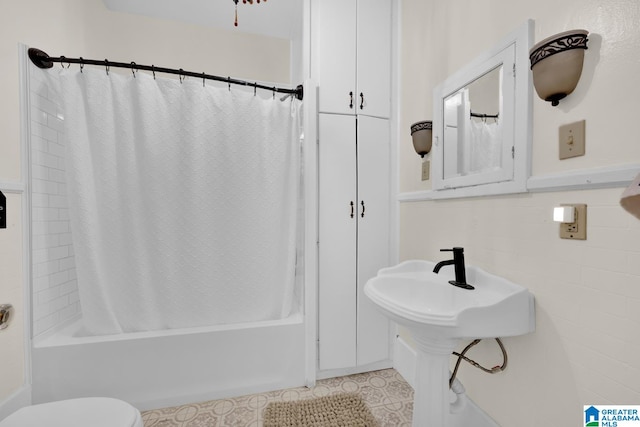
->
[
  {"left": 318, "top": 114, "right": 357, "bottom": 370},
  {"left": 316, "top": 0, "right": 357, "bottom": 115},
  {"left": 356, "top": 0, "right": 392, "bottom": 119},
  {"left": 356, "top": 116, "right": 390, "bottom": 366}
]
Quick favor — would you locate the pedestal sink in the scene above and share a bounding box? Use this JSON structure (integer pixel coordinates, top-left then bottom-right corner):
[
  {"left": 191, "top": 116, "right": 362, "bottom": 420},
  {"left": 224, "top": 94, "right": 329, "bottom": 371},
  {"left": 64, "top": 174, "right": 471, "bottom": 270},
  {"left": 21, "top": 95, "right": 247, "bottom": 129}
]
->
[{"left": 364, "top": 260, "right": 535, "bottom": 427}]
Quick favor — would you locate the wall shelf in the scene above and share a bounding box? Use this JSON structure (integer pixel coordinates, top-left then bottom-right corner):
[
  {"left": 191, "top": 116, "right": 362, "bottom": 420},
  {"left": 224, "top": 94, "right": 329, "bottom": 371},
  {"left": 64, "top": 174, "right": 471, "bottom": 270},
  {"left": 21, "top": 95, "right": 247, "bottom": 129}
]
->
[{"left": 398, "top": 163, "right": 640, "bottom": 202}]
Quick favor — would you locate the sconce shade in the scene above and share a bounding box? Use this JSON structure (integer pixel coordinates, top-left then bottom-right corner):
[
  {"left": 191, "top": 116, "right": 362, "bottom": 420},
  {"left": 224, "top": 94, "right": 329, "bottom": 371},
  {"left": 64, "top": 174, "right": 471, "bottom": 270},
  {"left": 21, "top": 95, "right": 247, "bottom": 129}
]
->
[
  {"left": 410, "top": 120, "right": 432, "bottom": 158},
  {"left": 529, "top": 29, "right": 588, "bottom": 106}
]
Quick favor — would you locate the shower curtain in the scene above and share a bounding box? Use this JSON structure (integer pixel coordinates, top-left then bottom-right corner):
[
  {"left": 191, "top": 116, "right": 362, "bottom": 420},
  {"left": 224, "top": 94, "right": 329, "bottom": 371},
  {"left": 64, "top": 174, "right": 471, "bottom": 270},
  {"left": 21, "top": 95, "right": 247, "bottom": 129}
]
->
[
  {"left": 469, "top": 119, "right": 502, "bottom": 173},
  {"left": 54, "top": 68, "right": 301, "bottom": 335}
]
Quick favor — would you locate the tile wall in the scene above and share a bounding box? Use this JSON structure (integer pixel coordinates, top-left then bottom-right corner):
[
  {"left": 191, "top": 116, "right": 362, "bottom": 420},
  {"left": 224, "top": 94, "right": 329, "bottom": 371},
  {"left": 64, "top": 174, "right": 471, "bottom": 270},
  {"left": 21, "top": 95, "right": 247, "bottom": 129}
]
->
[{"left": 28, "top": 65, "right": 79, "bottom": 337}]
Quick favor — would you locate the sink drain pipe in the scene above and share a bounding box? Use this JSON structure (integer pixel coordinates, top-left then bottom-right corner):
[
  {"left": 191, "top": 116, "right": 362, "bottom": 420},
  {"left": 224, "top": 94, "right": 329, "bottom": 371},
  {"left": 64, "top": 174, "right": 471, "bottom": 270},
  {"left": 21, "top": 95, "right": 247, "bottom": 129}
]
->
[
  {"left": 449, "top": 375, "right": 467, "bottom": 414},
  {"left": 448, "top": 338, "right": 508, "bottom": 413}
]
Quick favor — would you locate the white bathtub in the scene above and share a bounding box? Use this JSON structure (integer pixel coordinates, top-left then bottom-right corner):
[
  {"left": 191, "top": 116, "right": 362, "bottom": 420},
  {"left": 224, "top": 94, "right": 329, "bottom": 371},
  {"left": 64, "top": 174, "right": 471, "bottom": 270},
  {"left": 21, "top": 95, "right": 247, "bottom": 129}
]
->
[{"left": 32, "top": 313, "right": 307, "bottom": 410}]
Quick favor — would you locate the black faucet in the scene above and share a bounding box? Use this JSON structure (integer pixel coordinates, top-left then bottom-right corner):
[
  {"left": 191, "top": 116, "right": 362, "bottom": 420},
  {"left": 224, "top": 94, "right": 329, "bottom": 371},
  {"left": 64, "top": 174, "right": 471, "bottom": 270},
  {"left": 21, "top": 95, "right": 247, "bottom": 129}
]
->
[{"left": 433, "top": 247, "right": 474, "bottom": 290}]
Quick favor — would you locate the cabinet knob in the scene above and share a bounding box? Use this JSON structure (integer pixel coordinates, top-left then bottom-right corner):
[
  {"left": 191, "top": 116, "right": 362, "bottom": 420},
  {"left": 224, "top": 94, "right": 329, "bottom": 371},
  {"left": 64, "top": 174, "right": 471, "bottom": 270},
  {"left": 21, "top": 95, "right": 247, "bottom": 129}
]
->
[
  {"left": 360, "top": 92, "right": 364, "bottom": 110},
  {"left": 349, "top": 92, "right": 354, "bottom": 109}
]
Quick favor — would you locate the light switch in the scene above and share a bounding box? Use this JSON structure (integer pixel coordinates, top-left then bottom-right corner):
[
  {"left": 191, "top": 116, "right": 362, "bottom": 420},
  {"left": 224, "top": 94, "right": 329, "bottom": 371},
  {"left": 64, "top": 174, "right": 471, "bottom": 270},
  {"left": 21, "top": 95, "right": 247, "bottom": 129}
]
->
[
  {"left": 559, "top": 120, "right": 585, "bottom": 160},
  {"left": 422, "top": 160, "right": 430, "bottom": 181}
]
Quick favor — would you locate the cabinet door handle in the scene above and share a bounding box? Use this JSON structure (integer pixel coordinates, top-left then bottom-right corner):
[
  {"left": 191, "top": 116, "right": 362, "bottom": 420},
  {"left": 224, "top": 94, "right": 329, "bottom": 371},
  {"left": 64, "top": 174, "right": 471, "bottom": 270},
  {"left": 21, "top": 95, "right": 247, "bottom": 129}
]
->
[
  {"left": 349, "top": 91, "right": 354, "bottom": 109},
  {"left": 359, "top": 92, "right": 364, "bottom": 110},
  {"left": 350, "top": 201, "right": 355, "bottom": 218},
  {"left": 360, "top": 200, "right": 365, "bottom": 218}
]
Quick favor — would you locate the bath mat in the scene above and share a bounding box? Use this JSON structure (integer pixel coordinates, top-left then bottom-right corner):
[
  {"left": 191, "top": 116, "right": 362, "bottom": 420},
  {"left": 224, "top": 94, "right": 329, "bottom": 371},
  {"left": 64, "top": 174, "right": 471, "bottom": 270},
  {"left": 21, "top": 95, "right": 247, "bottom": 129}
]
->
[{"left": 263, "top": 392, "right": 379, "bottom": 427}]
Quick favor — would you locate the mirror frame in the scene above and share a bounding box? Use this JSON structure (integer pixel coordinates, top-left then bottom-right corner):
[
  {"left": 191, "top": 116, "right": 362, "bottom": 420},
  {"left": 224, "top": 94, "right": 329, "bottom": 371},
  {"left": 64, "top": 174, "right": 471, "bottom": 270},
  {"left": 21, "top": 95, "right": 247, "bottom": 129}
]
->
[{"left": 431, "top": 20, "right": 533, "bottom": 199}]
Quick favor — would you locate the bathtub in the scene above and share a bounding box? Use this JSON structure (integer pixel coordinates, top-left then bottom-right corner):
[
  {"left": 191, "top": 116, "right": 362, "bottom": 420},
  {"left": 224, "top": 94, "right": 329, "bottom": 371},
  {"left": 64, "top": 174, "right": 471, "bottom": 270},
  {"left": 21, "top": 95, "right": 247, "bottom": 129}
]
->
[{"left": 32, "top": 312, "right": 307, "bottom": 410}]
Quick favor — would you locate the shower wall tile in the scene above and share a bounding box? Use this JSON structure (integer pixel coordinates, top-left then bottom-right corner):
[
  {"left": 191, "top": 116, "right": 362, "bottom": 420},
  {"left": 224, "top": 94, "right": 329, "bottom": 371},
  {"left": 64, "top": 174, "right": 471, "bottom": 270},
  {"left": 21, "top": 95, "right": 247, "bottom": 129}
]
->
[{"left": 29, "top": 65, "right": 79, "bottom": 337}]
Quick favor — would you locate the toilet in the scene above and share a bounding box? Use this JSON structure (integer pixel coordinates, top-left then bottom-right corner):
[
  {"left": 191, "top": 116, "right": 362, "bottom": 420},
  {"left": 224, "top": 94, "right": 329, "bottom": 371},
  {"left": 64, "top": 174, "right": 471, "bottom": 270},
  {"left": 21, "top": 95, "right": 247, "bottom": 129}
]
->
[{"left": 0, "top": 397, "right": 143, "bottom": 427}]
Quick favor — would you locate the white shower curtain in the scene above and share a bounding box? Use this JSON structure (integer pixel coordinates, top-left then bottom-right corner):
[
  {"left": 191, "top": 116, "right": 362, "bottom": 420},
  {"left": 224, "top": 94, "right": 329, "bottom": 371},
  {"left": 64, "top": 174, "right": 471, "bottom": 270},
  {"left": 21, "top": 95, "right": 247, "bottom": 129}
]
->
[
  {"left": 55, "top": 68, "right": 301, "bottom": 335},
  {"left": 469, "top": 119, "right": 502, "bottom": 173}
]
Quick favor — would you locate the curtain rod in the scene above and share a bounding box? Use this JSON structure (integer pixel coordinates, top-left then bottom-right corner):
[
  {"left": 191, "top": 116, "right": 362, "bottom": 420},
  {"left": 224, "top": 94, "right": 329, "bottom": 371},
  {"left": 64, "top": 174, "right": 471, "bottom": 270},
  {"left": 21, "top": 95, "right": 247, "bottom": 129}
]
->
[
  {"left": 470, "top": 111, "right": 499, "bottom": 119},
  {"left": 27, "top": 48, "right": 303, "bottom": 101}
]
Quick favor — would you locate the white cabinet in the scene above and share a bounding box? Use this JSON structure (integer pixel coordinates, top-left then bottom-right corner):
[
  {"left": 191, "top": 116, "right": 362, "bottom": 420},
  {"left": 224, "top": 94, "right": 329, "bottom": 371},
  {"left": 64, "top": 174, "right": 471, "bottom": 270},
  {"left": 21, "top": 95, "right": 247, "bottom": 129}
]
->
[
  {"left": 316, "top": 0, "right": 391, "bottom": 118},
  {"left": 318, "top": 113, "right": 390, "bottom": 371}
]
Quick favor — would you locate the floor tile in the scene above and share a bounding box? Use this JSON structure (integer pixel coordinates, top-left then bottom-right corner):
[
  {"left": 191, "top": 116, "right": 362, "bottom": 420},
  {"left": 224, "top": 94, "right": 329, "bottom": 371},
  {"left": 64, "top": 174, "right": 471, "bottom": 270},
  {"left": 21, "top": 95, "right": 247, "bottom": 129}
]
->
[{"left": 141, "top": 368, "right": 414, "bottom": 426}]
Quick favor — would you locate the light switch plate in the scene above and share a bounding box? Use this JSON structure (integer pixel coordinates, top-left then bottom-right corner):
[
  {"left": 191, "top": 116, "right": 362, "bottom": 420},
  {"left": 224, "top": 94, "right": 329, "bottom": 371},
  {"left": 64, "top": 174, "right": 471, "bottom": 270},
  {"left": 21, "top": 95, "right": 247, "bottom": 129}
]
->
[
  {"left": 559, "top": 120, "right": 585, "bottom": 160},
  {"left": 422, "top": 160, "right": 430, "bottom": 181},
  {"left": 559, "top": 204, "right": 587, "bottom": 240}
]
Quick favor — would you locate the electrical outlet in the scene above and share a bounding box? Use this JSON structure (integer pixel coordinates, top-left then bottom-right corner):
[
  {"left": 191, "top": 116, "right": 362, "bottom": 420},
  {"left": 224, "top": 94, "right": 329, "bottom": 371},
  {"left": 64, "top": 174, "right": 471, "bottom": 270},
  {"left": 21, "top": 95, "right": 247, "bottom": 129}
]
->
[
  {"left": 559, "top": 120, "right": 585, "bottom": 160},
  {"left": 421, "top": 160, "right": 430, "bottom": 181},
  {"left": 559, "top": 204, "right": 587, "bottom": 240}
]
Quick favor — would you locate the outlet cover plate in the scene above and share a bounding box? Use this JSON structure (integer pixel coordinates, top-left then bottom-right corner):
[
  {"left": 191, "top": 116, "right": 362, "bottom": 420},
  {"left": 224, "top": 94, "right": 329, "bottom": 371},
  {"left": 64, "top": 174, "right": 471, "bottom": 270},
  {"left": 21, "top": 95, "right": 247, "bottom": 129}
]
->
[
  {"left": 559, "top": 120, "right": 585, "bottom": 160},
  {"left": 559, "top": 203, "right": 587, "bottom": 240}
]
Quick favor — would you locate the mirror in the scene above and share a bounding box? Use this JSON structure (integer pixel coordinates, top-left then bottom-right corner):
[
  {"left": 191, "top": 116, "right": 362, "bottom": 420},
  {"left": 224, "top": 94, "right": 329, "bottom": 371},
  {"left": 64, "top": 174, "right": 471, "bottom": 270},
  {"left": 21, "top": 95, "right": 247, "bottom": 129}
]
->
[
  {"left": 443, "top": 66, "right": 502, "bottom": 179},
  {"left": 432, "top": 20, "right": 533, "bottom": 198}
]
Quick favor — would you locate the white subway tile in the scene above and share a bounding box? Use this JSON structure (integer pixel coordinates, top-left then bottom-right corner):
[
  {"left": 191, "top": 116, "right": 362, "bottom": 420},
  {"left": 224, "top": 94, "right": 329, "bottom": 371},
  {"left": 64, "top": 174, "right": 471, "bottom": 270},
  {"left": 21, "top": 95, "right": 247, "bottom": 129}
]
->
[
  {"left": 48, "top": 141, "right": 65, "bottom": 158},
  {"left": 31, "top": 193, "right": 49, "bottom": 208},
  {"left": 47, "top": 115, "right": 65, "bottom": 133},
  {"left": 58, "top": 256, "right": 75, "bottom": 272},
  {"left": 48, "top": 246, "right": 69, "bottom": 261},
  {"left": 49, "top": 195, "right": 67, "bottom": 208},
  {"left": 34, "top": 312, "right": 60, "bottom": 336},
  {"left": 31, "top": 121, "right": 58, "bottom": 143},
  {"left": 37, "top": 287, "right": 60, "bottom": 305},
  {"left": 49, "top": 270, "right": 69, "bottom": 287},
  {"left": 31, "top": 93, "right": 57, "bottom": 117},
  {"left": 58, "top": 232, "right": 72, "bottom": 246},
  {"left": 59, "top": 280, "right": 78, "bottom": 296},
  {"left": 32, "top": 276, "right": 50, "bottom": 293},
  {"left": 31, "top": 107, "right": 48, "bottom": 125}
]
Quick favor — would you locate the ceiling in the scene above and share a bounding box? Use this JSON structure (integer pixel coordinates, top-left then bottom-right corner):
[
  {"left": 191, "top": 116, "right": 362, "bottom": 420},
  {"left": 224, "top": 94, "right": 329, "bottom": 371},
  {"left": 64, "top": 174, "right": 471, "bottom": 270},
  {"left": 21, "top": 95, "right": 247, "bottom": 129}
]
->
[{"left": 101, "top": 0, "right": 303, "bottom": 40}]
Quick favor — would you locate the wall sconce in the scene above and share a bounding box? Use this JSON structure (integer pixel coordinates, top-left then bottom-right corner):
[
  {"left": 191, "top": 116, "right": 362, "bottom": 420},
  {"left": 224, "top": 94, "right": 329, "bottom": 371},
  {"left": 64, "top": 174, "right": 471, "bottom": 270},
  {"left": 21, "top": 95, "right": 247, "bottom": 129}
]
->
[
  {"left": 410, "top": 120, "right": 432, "bottom": 158},
  {"left": 620, "top": 172, "right": 640, "bottom": 220},
  {"left": 529, "top": 29, "right": 589, "bottom": 106}
]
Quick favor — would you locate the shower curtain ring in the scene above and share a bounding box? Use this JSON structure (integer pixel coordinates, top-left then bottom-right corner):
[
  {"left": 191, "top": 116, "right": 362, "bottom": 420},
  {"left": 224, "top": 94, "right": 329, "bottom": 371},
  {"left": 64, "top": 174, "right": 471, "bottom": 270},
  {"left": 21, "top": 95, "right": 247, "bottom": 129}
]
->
[
  {"left": 130, "top": 62, "right": 137, "bottom": 78},
  {"left": 60, "top": 56, "right": 70, "bottom": 68},
  {"left": 273, "top": 86, "right": 276, "bottom": 99},
  {"left": 202, "top": 72, "right": 206, "bottom": 87},
  {"left": 254, "top": 82, "right": 257, "bottom": 96},
  {"left": 228, "top": 77, "right": 231, "bottom": 91},
  {"left": 151, "top": 65, "right": 156, "bottom": 80},
  {"left": 104, "top": 59, "right": 110, "bottom": 76},
  {"left": 79, "top": 57, "right": 84, "bottom": 73},
  {"left": 179, "top": 69, "right": 184, "bottom": 83}
]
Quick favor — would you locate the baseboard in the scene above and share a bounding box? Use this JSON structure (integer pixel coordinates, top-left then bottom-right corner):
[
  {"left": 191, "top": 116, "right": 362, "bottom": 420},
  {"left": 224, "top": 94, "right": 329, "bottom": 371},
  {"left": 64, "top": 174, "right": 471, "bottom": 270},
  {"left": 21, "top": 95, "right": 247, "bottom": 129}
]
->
[
  {"left": 316, "top": 359, "right": 393, "bottom": 381},
  {"left": 393, "top": 336, "right": 500, "bottom": 427},
  {"left": 0, "top": 385, "right": 31, "bottom": 421}
]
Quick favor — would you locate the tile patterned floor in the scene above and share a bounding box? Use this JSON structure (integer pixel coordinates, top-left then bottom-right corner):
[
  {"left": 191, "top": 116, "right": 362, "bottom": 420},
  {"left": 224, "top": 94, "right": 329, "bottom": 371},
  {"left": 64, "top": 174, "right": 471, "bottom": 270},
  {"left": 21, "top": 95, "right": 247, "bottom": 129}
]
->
[{"left": 141, "top": 368, "right": 413, "bottom": 426}]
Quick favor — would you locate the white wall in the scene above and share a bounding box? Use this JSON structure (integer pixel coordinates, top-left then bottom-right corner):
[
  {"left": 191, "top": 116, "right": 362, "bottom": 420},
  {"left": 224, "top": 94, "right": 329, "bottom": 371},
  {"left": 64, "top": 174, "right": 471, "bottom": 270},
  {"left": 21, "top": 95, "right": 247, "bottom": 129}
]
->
[
  {"left": 0, "top": 0, "right": 290, "bottom": 404},
  {"left": 399, "top": 0, "right": 640, "bottom": 425}
]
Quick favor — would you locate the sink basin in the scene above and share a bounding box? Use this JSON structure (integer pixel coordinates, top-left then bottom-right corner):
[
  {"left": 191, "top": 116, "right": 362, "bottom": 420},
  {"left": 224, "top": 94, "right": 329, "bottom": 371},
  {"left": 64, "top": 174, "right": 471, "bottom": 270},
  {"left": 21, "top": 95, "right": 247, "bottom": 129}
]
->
[
  {"left": 365, "top": 260, "right": 535, "bottom": 427},
  {"left": 364, "top": 260, "right": 535, "bottom": 340}
]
